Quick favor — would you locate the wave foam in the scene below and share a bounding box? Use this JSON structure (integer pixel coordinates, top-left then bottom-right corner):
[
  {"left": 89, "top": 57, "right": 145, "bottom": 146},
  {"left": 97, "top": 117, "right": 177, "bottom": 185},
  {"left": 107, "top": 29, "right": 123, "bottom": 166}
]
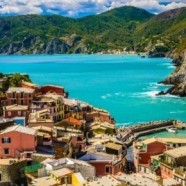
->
[
  {"left": 101, "top": 92, "right": 124, "bottom": 99},
  {"left": 132, "top": 91, "right": 159, "bottom": 98},
  {"left": 170, "top": 111, "right": 185, "bottom": 114}
]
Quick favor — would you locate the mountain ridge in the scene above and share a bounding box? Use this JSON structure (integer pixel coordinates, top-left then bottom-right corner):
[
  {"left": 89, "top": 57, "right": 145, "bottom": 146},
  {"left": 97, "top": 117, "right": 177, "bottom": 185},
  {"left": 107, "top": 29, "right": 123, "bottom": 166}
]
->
[{"left": 0, "top": 6, "right": 154, "bottom": 54}]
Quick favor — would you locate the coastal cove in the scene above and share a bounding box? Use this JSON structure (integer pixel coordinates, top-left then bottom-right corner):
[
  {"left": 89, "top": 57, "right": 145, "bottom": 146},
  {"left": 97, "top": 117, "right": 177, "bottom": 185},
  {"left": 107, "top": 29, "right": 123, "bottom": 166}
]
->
[{"left": 1, "top": 54, "right": 186, "bottom": 125}]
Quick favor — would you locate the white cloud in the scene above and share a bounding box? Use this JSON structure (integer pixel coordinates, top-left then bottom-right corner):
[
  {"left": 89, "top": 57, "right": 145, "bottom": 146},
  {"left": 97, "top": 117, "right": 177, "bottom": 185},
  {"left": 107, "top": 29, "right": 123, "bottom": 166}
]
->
[{"left": 0, "top": 0, "right": 186, "bottom": 16}]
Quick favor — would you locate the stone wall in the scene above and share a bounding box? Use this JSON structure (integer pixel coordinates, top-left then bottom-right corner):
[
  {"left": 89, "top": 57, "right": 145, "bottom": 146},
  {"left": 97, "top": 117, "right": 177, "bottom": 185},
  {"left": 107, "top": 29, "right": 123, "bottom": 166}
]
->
[
  {"left": 0, "top": 160, "right": 27, "bottom": 185},
  {"left": 74, "top": 163, "right": 95, "bottom": 178}
]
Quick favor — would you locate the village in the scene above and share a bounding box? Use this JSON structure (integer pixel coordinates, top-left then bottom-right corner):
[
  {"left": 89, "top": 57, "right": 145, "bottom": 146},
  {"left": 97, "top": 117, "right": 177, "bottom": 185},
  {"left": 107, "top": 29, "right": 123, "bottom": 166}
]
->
[{"left": 0, "top": 74, "right": 186, "bottom": 186}]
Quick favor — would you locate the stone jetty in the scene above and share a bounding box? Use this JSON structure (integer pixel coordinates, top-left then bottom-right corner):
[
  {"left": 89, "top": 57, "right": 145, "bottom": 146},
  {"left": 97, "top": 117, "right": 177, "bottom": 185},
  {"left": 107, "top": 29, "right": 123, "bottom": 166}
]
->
[{"left": 116, "top": 120, "right": 186, "bottom": 147}]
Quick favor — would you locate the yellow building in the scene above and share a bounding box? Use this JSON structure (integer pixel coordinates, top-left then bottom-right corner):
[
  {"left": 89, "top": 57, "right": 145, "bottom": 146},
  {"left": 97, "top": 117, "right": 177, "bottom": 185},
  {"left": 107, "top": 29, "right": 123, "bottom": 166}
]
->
[
  {"left": 50, "top": 168, "right": 73, "bottom": 184},
  {"left": 72, "top": 172, "right": 86, "bottom": 186}
]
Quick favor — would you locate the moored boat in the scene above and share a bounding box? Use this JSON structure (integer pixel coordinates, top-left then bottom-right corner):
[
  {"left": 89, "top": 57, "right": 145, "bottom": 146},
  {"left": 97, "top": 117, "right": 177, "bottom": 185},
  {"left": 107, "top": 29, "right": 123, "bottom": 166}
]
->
[{"left": 166, "top": 127, "right": 177, "bottom": 133}]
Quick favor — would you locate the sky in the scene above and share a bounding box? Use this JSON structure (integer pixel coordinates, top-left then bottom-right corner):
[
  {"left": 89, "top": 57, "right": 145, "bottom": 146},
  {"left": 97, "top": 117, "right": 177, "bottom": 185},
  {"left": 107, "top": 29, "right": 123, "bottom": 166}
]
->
[{"left": 0, "top": 0, "right": 186, "bottom": 17}]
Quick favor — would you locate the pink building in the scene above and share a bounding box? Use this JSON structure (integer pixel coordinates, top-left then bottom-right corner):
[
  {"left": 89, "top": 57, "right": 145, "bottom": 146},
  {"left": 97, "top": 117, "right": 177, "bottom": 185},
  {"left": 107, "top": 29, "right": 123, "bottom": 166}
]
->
[
  {"left": 0, "top": 125, "right": 37, "bottom": 158},
  {"left": 6, "top": 87, "right": 35, "bottom": 106}
]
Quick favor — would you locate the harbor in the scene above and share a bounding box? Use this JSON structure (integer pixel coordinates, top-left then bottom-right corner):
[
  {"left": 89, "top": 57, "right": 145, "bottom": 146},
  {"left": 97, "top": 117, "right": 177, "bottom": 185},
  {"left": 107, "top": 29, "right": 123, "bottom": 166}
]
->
[{"left": 116, "top": 120, "right": 186, "bottom": 146}]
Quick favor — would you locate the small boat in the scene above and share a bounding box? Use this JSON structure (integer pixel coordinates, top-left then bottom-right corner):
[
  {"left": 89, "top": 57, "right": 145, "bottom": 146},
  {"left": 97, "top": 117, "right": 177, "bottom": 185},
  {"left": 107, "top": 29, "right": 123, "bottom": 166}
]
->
[{"left": 166, "top": 128, "right": 177, "bottom": 133}]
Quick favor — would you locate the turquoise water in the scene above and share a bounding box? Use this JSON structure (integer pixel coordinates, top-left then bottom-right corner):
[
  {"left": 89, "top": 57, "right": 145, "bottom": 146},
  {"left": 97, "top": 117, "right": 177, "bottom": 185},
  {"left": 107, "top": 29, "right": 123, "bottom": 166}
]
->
[
  {"left": 139, "top": 130, "right": 186, "bottom": 139},
  {"left": 1, "top": 54, "right": 186, "bottom": 127}
]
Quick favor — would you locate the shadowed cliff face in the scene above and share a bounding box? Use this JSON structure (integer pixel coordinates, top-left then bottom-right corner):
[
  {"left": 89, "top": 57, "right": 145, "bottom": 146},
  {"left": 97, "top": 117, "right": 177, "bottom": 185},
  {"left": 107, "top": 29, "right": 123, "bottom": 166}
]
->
[
  {"left": 0, "top": 35, "right": 87, "bottom": 54},
  {"left": 162, "top": 50, "right": 186, "bottom": 96}
]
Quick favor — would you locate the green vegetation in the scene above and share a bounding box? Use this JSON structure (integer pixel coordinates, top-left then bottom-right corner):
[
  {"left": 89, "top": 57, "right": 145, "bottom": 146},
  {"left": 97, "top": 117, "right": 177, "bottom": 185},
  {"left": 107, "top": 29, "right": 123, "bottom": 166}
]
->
[
  {"left": 0, "top": 6, "right": 153, "bottom": 54},
  {"left": 134, "top": 7, "right": 186, "bottom": 55},
  {"left": 0, "top": 6, "right": 185, "bottom": 55},
  {"left": 0, "top": 73, "right": 32, "bottom": 92}
]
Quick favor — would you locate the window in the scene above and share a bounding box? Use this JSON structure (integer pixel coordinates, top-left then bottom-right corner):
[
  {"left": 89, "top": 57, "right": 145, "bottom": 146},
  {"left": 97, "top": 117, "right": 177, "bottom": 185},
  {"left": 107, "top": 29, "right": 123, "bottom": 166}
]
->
[
  {"left": 18, "top": 111, "right": 21, "bottom": 116},
  {"left": 12, "top": 92, "right": 15, "bottom": 98},
  {"left": 8, "top": 112, "right": 11, "bottom": 117},
  {"left": 27, "top": 153, "right": 31, "bottom": 158},
  {"left": 105, "top": 166, "right": 110, "bottom": 173},
  {"left": 2, "top": 137, "right": 11, "bottom": 143},
  {"left": 4, "top": 148, "right": 9, "bottom": 154},
  {"left": 21, "top": 92, "right": 24, "bottom": 98}
]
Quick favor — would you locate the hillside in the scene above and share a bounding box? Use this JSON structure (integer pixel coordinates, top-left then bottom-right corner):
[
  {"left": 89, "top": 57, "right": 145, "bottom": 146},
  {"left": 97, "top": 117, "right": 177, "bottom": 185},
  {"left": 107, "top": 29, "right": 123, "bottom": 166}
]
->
[
  {"left": 134, "top": 7, "right": 186, "bottom": 57},
  {"left": 0, "top": 6, "right": 153, "bottom": 54}
]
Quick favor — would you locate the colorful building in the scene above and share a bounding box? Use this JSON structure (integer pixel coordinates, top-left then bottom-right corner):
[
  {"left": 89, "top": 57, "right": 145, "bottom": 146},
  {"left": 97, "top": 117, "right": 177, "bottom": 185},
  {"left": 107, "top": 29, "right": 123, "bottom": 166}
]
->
[
  {"left": 133, "top": 137, "right": 168, "bottom": 174},
  {"left": 85, "top": 109, "right": 115, "bottom": 124},
  {"left": 3, "top": 104, "right": 28, "bottom": 119},
  {"left": 50, "top": 168, "right": 73, "bottom": 184},
  {"left": 0, "top": 125, "right": 37, "bottom": 158},
  {"left": 160, "top": 146, "right": 186, "bottom": 179},
  {"left": 21, "top": 80, "right": 39, "bottom": 91},
  {"left": 28, "top": 109, "right": 54, "bottom": 128},
  {"left": 31, "top": 93, "right": 64, "bottom": 122},
  {"left": 6, "top": 87, "right": 35, "bottom": 106},
  {"left": 63, "top": 98, "right": 92, "bottom": 120},
  {"left": 79, "top": 142, "right": 126, "bottom": 176},
  {"left": 40, "top": 85, "right": 67, "bottom": 97}
]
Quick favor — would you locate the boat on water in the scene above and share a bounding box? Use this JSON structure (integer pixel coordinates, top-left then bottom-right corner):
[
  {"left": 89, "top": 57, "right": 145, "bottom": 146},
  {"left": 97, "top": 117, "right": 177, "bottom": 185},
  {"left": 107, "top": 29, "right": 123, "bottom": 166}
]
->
[{"left": 166, "top": 128, "right": 177, "bottom": 133}]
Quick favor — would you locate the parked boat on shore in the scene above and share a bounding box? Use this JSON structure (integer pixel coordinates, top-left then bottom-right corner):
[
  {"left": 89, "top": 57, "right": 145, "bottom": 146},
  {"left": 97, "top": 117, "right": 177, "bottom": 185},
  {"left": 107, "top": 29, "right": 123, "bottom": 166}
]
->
[{"left": 166, "top": 127, "right": 177, "bottom": 133}]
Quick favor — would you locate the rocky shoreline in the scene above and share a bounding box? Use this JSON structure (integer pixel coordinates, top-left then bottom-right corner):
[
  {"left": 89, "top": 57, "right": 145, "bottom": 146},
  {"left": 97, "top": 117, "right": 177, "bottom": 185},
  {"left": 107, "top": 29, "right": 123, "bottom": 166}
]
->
[{"left": 157, "top": 49, "right": 186, "bottom": 97}]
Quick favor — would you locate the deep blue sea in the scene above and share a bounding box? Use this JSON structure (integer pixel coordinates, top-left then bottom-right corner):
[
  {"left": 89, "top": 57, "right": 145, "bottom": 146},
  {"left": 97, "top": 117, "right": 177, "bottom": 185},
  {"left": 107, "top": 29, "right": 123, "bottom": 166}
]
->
[{"left": 1, "top": 54, "right": 186, "bottom": 127}]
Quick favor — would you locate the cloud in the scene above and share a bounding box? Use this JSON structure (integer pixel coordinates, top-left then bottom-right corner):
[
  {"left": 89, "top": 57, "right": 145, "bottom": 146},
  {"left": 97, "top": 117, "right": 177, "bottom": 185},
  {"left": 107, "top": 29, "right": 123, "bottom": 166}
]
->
[{"left": 0, "top": 0, "right": 186, "bottom": 17}]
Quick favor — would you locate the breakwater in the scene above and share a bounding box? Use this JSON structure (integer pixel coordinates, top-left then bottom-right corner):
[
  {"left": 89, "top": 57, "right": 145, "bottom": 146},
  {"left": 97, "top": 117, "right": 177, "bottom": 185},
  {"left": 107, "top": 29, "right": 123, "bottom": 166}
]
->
[{"left": 116, "top": 120, "right": 186, "bottom": 147}]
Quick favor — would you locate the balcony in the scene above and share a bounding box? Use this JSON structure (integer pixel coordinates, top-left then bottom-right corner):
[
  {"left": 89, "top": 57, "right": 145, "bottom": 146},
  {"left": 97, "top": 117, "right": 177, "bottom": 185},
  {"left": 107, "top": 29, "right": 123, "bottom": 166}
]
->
[{"left": 174, "top": 167, "right": 186, "bottom": 178}]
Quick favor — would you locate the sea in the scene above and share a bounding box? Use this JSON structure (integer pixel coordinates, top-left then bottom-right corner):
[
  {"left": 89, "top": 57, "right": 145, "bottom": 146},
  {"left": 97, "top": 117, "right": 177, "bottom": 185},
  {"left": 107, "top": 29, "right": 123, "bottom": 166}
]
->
[{"left": 1, "top": 54, "right": 186, "bottom": 138}]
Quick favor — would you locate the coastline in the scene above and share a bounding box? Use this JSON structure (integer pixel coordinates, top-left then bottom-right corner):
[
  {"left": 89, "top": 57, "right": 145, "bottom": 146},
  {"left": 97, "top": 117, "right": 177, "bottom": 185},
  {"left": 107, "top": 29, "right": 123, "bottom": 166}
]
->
[{"left": 158, "top": 50, "right": 186, "bottom": 97}]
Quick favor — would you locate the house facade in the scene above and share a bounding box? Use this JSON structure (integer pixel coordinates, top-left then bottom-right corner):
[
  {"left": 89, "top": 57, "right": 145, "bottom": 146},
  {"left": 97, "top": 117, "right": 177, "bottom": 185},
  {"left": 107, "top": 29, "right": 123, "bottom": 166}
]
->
[
  {"left": 6, "top": 87, "right": 35, "bottom": 106},
  {"left": 79, "top": 142, "right": 126, "bottom": 176},
  {"left": 79, "top": 152, "right": 125, "bottom": 176},
  {"left": 160, "top": 146, "right": 186, "bottom": 179},
  {"left": 31, "top": 93, "right": 64, "bottom": 122},
  {"left": 133, "top": 138, "right": 168, "bottom": 173},
  {"left": 0, "top": 125, "right": 37, "bottom": 158},
  {"left": 3, "top": 104, "right": 28, "bottom": 119}
]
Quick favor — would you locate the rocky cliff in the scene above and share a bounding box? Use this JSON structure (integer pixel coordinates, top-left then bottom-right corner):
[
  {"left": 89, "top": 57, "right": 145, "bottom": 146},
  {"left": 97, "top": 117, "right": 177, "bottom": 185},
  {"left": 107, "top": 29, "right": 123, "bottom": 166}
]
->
[
  {"left": 0, "top": 35, "right": 87, "bottom": 54},
  {"left": 161, "top": 50, "right": 186, "bottom": 96}
]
